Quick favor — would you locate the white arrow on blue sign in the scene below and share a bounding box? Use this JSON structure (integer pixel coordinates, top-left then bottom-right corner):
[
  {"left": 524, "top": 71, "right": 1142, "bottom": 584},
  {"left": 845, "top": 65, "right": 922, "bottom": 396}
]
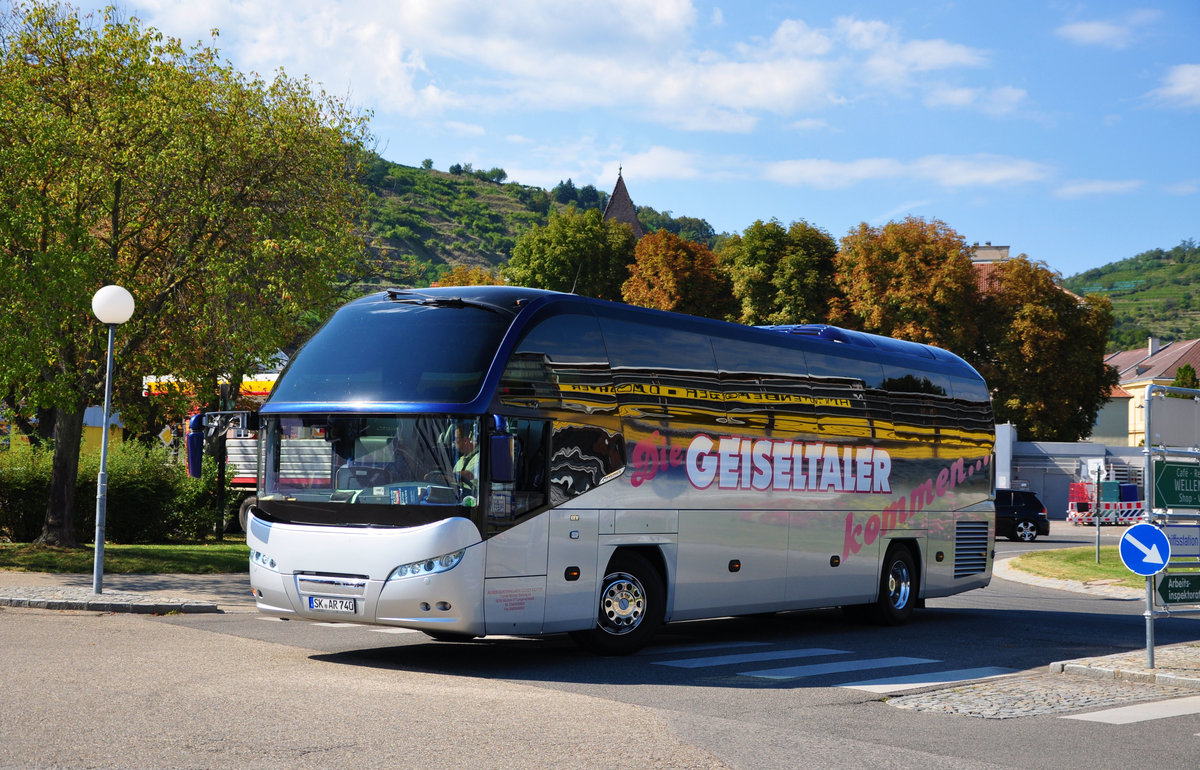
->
[{"left": 1120, "top": 523, "right": 1172, "bottom": 576}]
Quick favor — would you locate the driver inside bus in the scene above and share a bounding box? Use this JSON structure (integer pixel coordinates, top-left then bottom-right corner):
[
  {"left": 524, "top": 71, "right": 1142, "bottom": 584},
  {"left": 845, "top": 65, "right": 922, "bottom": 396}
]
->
[{"left": 453, "top": 424, "right": 480, "bottom": 488}]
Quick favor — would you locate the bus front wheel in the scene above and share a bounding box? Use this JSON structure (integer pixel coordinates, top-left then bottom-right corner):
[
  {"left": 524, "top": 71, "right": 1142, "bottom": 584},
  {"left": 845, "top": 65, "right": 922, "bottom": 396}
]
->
[{"left": 571, "top": 551, "right": 665, "bottom": 655}]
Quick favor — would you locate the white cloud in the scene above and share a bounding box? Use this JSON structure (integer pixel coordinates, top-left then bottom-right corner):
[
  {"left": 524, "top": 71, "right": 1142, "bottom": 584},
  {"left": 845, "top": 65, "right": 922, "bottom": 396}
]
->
[
  {"left": 1165, "top": 179, "right": 1199, "bottom": 195},
  {"left": 1054, "top": 179, "right": 1144, "bottom": 199},
  {"left": 790, "top": 118, "right": 833, "bottom": 131},
  {"left": 1150, "top": 64, "right": 1200, "bottom": 108},
  {"left": 446, "top": 121, "right": 486, "bottom": 136},
  {"left": 122, "top": 1, "right": 1000, "bottom": 132},
  {"left": 765, "top": 157, "right": 903, "bottom": 189},
  {"left": 765, "top": 154, "right": 1050, "bottom": 189},
  {"left": 924, "top": 85, "right": 1025, "bottom": 114},
  {"left": 601, "top": 147, "right": 706, "bottom": 182},
  {"left": 1055, "top": 10, "right": 1162, "bottom": 50},
  {"left": 910, "top": 155, "right": 1049, "bottom": 187}
]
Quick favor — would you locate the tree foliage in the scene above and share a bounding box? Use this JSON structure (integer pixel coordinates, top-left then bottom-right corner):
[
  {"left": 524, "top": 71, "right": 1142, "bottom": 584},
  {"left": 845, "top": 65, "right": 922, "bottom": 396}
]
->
[
  {"left": 0, "top": 1, "right": 371, "bottom": 544},
  {"left": 719, "top": 219, "right": 838, "bottom": 326},
  {"left": 622, "top": 230, "right": 735, "bottom": 319},
  {"left": 502, "top": 206, "right": 635, "bottom": 301},
  {"left": 1169, "top": 363, "right": 1199, "bottom": 395},
  {"left": 976, "top": 257, "right": 1118, "bottom": 441},
  {"left": 830, "top": 217, "right": 980, "bottom": 352},
  {"left": 436, "top": 264, "right": 504, "bottom": 286},
  {"left": 636, "top": 206, "right": 717, "bottom": 248}
]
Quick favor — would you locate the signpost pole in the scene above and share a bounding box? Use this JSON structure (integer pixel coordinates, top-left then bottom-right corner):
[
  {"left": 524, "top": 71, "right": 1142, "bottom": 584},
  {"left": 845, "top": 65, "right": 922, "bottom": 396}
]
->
[
  {"left": 1094, "top": 464, "right": 1102, "bottom": 564},
  {"left": 1146, "top": 575, "right": 1156, "bottom": 669},
  {"left": 1119, "top": 523, "right": 1171, "bottom": 669}
]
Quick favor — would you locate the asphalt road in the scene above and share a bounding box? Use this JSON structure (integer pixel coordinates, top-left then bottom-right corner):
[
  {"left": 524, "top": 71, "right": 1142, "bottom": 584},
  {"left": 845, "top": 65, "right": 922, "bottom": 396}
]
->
[{"left": 3, "top": 523, "right": 1200, "bottom": 769}]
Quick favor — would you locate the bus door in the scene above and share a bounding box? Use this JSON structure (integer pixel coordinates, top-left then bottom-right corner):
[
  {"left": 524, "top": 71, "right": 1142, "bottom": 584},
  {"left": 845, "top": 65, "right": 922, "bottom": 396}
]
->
[{"left": 542, "top": 423, "right": 625, "bottom": 631}]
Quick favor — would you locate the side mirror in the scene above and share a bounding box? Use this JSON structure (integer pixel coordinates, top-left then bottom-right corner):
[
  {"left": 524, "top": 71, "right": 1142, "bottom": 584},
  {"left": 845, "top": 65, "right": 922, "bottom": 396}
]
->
[
  {"left": 490, "top": 434, "right": 515, "bottom": 483},
  {"left": 185, "top": 413, "right": 205, "bottom": 478}
]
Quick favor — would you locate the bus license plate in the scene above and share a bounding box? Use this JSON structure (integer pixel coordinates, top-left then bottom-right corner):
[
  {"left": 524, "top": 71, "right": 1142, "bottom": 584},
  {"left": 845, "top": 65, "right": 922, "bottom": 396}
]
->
[{"left": 308, "top": 596, "right": 356, "bottom": 614}]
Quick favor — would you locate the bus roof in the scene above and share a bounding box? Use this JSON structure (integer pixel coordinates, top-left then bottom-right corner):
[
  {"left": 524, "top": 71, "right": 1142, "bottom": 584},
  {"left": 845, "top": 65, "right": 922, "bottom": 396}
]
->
[{"left": 262, "top": 286, "right": 985, "bottom": 414}]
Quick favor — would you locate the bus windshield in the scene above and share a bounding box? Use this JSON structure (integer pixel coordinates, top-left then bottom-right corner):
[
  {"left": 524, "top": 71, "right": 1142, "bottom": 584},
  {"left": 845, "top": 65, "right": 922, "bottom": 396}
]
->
[
  {"left": 267, "top": 298, "right": 514, "bottom": 405},
  {"left": 257, "top": 415, "right": 481, "bottom": 527}
]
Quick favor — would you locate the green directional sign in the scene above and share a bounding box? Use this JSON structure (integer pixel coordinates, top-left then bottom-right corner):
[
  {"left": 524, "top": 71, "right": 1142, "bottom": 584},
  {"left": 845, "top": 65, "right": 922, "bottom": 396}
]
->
[
  {"left": 1156, "top": 573, "right": 1200, "bottom": 605},
  {"left": 1153, "top": 461, "right": 1200, "bottom": 509}
]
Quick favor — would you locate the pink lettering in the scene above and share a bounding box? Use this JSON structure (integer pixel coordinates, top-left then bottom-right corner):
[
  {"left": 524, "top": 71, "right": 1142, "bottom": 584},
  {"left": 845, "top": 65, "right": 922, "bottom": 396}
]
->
[{"left": 843, "top": 512, "right": 862, "bottom": 560}]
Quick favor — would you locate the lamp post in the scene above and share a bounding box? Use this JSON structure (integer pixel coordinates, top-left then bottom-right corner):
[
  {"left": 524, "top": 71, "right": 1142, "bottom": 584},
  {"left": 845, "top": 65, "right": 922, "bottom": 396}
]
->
[{"left": 91, "top": 285, "right": 135, "bottom": 594}]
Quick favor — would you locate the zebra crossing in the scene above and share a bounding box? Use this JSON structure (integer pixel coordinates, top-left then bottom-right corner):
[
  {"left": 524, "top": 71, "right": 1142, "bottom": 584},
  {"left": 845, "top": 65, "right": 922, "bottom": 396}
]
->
[
  {"left": 259, "top": 617, "right": 1200, "bottom": 723},
  {"left": 644, "top": 640, "right": 1016, "bottom": 692}
]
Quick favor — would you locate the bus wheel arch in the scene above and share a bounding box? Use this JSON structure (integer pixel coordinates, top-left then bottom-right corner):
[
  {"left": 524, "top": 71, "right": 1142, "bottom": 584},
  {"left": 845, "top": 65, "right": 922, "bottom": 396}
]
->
[
  {"left": 570, "top": 547, "right": 666, "bottom": 655},
  {"left": 875, "top": 541, "right": 920, "bottom": 625}
]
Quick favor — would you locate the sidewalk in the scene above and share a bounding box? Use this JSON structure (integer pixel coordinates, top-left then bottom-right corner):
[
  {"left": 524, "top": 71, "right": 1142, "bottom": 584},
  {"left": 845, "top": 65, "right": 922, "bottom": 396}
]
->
[{"left": 0, "top": 570, "right": 255, "bottom": 614}]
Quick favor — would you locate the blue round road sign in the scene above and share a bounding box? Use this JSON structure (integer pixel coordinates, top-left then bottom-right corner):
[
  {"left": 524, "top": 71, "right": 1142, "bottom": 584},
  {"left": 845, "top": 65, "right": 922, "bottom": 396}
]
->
[{"left": 1119, "top": 523, "right": 1172, "bottom": 576}]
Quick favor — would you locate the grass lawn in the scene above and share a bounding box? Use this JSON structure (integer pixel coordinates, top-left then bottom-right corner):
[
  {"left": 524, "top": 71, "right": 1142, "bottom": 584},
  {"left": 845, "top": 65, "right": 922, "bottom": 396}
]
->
[
  {"left": 0, "top": 539, "right": 1162, "bottom": 585},
  {"left": 0, "top": 539, "right": 249, "bottom": 574},
  {"left": 1009, "top": 546, "right": 1148, "bottom": 590}
]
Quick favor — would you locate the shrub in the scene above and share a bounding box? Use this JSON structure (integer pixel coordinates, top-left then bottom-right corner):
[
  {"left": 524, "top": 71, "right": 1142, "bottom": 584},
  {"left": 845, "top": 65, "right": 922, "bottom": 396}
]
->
[
  {"left": 171, "top": 457, "right": 238, "bottom": 540},
  {"left": 0, "top": 442, "right": 53, "bottom": 541},
  {"left": 0, "top": 440, "right": 235, "bottom": 543},
  {"left": 74, "top": 441, "right": 184, "bottom": 543}
]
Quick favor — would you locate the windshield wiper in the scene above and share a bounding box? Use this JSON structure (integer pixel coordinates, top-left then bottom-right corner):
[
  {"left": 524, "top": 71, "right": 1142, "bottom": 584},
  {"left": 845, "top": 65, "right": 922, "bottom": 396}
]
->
[{"left": 384, "top": 289, "right": 515, "bottom": 317}]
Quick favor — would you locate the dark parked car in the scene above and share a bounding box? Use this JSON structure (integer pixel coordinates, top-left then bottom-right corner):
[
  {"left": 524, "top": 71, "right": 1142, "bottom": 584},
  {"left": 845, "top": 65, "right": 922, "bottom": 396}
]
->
[{"left": 995, "top": 489, "right": 1050, "bottom": 542}]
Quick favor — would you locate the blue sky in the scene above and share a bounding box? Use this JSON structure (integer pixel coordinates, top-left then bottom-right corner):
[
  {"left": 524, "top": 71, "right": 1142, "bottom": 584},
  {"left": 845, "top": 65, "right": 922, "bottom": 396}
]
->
[{"left": 75, "top": 1, "right": 1199, "bottom": 278}]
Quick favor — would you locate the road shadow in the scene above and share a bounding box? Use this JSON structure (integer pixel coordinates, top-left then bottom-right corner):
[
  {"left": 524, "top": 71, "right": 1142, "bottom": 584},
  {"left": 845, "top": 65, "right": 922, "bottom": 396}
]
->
[{"left": 307, "top": 605, "right": 1200, "bottom": 690}]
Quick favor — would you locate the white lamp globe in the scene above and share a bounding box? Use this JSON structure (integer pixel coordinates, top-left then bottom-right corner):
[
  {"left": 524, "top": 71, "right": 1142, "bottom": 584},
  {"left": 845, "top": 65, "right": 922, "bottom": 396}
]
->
[{"left": 92, "top": 285, "right": 135, "bottom": 325}]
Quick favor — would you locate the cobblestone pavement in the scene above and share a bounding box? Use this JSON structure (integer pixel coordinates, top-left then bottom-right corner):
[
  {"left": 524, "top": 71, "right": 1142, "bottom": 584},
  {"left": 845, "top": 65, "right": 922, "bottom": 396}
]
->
[
  {"left": 0, "top": 583, "right": 220, "bottom": 613},
  {"left": 889, "top": 670, "right": 1199, "bottom": 719}
]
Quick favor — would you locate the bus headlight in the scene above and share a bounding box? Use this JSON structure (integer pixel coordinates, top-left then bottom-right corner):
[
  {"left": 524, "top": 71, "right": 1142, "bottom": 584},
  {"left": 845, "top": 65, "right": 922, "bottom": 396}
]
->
[
  {"left": 250, "top": 549, "right": 278, "bottom": 572},
  {"left": 388, "top": 549, "right": 466, "bottom": 580}
]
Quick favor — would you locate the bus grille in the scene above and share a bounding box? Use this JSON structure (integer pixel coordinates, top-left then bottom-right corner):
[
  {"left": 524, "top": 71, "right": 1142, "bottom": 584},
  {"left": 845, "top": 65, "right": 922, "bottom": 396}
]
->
[{"left": 954, "top": 521, "right": 990, "bottom": 578}]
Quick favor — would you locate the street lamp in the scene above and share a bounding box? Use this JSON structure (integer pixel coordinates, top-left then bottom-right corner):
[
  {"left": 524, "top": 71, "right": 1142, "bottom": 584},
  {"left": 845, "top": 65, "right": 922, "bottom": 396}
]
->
[{"left": 91, "top": 285, "right": 135, "bottom": 594}]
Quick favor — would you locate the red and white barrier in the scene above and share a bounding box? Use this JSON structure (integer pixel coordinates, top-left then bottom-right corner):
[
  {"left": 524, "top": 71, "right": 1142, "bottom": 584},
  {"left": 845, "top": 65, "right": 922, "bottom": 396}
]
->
[{"left": 1067, "top": 500, "right": 1148, "bottom": 526}]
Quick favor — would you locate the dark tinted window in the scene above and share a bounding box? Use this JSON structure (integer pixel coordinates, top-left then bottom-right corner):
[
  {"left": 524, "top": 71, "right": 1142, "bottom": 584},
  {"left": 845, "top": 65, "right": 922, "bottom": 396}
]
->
[
  {"left": 270, "top": 299, "right": 513, "bottom": 405},
  {"left": 805, "top": 349, "right": 888, "bottom": 439},
  {"left": 599, "top": 317, "right": 723, "bottom": 431},
  {"left": 602, "top": 318, "right": 716, "bottom": 372},
  {"left": 713, "top": 336, "right": 812, "bottom": 435},
  {"left": 499, "top": 312, "right": 614, "bottom": 416}
]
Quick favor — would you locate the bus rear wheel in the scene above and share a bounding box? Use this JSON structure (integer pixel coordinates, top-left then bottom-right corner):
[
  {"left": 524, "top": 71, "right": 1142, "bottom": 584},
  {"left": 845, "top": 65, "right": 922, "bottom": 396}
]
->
[
  {"left": 570, "top": 551, "right": 664, "bottom": 655},
  {"left": 874, "top": 545, "right": 917, "bottom": 625}
]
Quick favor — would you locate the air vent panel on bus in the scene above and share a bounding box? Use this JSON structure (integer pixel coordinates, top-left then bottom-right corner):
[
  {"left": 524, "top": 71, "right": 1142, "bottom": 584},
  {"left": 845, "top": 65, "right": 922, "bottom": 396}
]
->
[{"left": 954, "top": 520, "right": 990, "bottom": 578}]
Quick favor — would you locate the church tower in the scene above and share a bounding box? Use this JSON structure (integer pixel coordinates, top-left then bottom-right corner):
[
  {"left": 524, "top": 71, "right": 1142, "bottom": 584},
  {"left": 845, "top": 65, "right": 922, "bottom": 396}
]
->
[{"left": 601, "top": 168, "right": 644, "bottom": 239}]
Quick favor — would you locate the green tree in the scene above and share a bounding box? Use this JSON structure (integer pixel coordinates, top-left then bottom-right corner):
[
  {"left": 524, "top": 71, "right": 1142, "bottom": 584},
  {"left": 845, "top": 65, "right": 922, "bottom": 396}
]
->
[
  {"left": 830, "top": 217, "right": 980, "bottom": 352},
  {"left": 622, "top": 230, "right": 735, "bottom": 320},
  {"left": 637, "top": 206, "right": 717, "bottom": 247},
  {"left": 720, "top": 219, "right": 838, "bottom": 325},
  {"left": 976, "top": 257, "right": 1119, "bottom": 441},
  {"left": 551, "top": 178, "right": 577, "bottom": 205},
  {"left": 1170, "top": 363, "right": 1200, "bottom": 395},
  {"left": 0, "top": 1, "right": 371, "bottom": 545},
  {"left": 437, "top": 264, "right": 504, "bottom": 286},
  {"left": 503, "top": 206, "right": 635, "bottom": 301}
]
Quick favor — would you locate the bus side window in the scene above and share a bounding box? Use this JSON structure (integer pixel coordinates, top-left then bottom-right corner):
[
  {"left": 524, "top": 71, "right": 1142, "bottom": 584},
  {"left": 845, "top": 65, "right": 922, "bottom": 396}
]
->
[
  {"left": 489, "top": 419, "right": 549, "bottom": 533},
  {"left": 549, "top": 424, "right": 626, "bottom": 506}
]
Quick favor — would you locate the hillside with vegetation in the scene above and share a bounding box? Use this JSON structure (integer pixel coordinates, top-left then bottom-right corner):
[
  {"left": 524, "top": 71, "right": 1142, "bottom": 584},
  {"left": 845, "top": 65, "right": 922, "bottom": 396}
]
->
[
  {"left": 1061, "top": 239, "right": 1200, "bottom": 351},
  {"left": 356, "top": 153, "right": 1197, "bottom": 357},
  {"left": 356, "top": 153, "right": 623, "bottom": 288},
  {"left": 354, "top": 152, "right": 721, "bottom": 290}
]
